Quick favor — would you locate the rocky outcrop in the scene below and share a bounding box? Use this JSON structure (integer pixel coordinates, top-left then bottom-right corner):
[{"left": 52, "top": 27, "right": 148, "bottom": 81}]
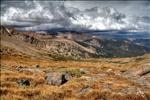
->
[
  {"left": 122, "top": 63, "right": 150, "bottom": 87},
  {"left": 123, "top": 63, "right": 150, "bottom": 77},
  {"left": 133, "top": 63, "right": 150, "bottom": 76},
  {"left": 45, "top": 72, "right": 72, "bottom": 86}
]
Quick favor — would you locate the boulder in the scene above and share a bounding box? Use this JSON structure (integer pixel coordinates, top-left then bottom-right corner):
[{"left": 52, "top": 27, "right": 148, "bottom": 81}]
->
[
  {"left": 17, "top": 79, "right": 30, "bottom": 86},
  {"left": 35, "top": 64, "right": 40, "bottom": 68},
  {"left": 45, "top": 72, "right": 72, "bottom": 86},
  {"left": 122, "top": 63, "right": 150, "bottom": 87},
  {"left": 123, "top": 63, "right": 150, "bottom": 77},
  {"left": 79, "top": 86, "right": 91, "bottom": 94},
  {"left": 134, "top": 63, "right": 150, "bottom": 76}
]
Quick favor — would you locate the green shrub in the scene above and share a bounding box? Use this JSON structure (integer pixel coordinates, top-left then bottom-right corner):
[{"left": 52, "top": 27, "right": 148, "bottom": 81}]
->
[{"left": 58, "top": 68, "right": 84, "bottom": 77}]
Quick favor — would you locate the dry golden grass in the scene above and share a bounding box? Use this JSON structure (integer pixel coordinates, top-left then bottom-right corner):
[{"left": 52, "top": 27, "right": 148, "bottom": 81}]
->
[{"left": 1, "top": 53, "right": 150, "bottom": 100}]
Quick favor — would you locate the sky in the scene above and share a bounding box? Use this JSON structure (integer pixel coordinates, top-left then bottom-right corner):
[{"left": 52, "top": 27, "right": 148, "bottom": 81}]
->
[
  {"left": 65, "top": 1, "right": 150, "bottom": 16},
  {"left": 1, "top": 0, "right": 150, "bottom": 32}
]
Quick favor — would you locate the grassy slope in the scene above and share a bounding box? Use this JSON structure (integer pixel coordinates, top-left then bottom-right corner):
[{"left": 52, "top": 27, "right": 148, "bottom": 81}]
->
[
  {"left": 1, "top": 45, "right": 150, "bottom": 100},
  {"left": 1, "top": 34, "right": 49, "bottom": 59},
  {"left": 1, "top": 27, "right": 150, "bottom": 100}
]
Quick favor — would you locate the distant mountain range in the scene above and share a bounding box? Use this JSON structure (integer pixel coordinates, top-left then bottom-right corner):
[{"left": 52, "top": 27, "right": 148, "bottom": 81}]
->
[{"left": 1, "top": 25, "right": 150, "bottom": 60}]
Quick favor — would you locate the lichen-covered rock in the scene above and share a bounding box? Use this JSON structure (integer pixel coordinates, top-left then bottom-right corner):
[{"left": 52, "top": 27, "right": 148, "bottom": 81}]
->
[{"left": 45, "top": 72, "right": 72, "bottom": 86}]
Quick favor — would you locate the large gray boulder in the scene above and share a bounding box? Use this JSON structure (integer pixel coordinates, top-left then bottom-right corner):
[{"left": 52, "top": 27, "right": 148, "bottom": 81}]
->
[{"left": 45, "top": 72, "right": 72, "bottom": 86}]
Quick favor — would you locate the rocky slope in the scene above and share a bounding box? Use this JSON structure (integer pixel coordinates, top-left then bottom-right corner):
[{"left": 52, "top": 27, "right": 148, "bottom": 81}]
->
[
  {"left": 79, "top": 38, "right": 150, "bottom": 57},
  {"left": 1, "top": 25, "right": 150, "bottom": 60},
  {"left": 1, "top": 49, "right": 150, "bottom": 100},
  {"left": 1, "top": 25, "right": 150, "bottom": 100}
]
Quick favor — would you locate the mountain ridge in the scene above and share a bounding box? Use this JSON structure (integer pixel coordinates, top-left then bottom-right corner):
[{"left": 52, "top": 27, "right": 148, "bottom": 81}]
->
[{"left": 1, "top": 25, "right": 150, "bottom": 60}]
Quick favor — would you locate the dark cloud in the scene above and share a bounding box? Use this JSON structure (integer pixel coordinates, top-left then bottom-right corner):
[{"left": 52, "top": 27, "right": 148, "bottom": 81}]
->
[{"left": 0, "top": 0, "right": 150, "bottom": 32}]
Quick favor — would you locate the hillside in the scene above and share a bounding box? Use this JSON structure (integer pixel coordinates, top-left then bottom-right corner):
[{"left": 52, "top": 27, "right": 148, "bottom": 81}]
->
[
  {"left": 1, "top": 1, "right": 150, "bottom": 99},
  {"left": 0, "top": 26, "right": 96, "bottom": 60},
  {"left": 1, "top": 25, "right": 150, "bottom": 100},
  {"left": 1, "top": 25, "right": 150, "bottom": 60},
  {"left": 1, "top": 46, "right": 150, "bottom": 100}
]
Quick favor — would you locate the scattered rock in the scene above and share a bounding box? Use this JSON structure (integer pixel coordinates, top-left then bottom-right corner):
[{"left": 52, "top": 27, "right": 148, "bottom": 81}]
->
[
  {"left": 35, "top": 64, "right": 40, "bottom": 68},
  {"left": 79, "top": 68, "right": 88, "bottom": 74},
  {"left": 106, "top": 69, "right": 112, "bottom": 72},
  {"left": 79, "top": 86, "right": 91, "bottom": 94},
  {"left": 135, "top": 77, "right": 150, "bottom": 87},
  {"left": 45, "top": 72, "right": 72, "bottom": 86},
  {"left": 16, "top": 66, "right": 23, "bottom": 71},
  {"left": 17, "top": 79, "right": 30, "bottom": 86},
  {"left": 18, "top": 68, "right": 42, "bottom": 73},
  {"left": 120, "top": 87, "right": 148, "bottom": 99}
]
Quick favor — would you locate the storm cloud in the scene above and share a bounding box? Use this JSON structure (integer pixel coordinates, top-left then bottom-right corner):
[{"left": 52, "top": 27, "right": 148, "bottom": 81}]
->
[{"left": 1, "top": 0, "right": 150, "bottom": 32}]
